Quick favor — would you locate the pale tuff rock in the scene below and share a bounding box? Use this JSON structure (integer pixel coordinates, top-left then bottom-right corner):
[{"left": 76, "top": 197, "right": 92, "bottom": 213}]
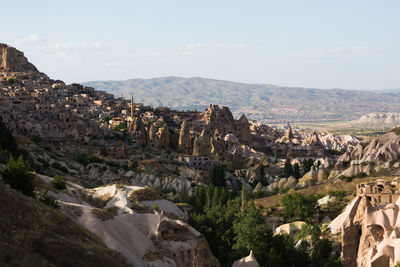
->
[
  {"left": 285, "top": 127, "right": 294, "bottom": 140},
  {"left": 41, "top": 176, "right": 220, "bottom": 267},
  {"left": 354, "top": 112, "right": 400, "bottom": 128},
  {"left": 332, "top": 132, "right": 400, "bottom": 178},
  {"left": 307, "top": 131, "right": 323, "bottom": 147},
  {"left": 202, "top": 104, "right": 236, "bottom": 136},
  {"left": 232, "top": 251, "right": 259, "bottom": 267},
  {"left": 148, "top": 123, "right": 161, "bottom": 148},
  {"left": 178, "top": 120, "right": 192, "bottom": 154},
  {"left": 236, "top": 114, "right": 252, "bottom": 145},
  {"left": 158, "top": 124, "right": 170, "bottom": 148},
  {"left": 329, "top": 181, "right": 400, "bottom": 267},
  {"left": 129, "top": 116, "right": 148, "bottom": 144},
  {"left": 275, "top": 221, "right": 306, "bottom": 236}
]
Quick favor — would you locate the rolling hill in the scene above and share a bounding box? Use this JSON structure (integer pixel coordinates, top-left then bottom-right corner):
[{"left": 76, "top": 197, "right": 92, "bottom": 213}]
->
[{"left": 83, "top": 77, "right": 400, "bottom": 123}]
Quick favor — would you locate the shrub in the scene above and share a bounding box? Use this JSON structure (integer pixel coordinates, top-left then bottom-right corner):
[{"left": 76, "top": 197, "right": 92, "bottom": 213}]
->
[
  {"left": 281, "top": 192, "right": 319, "bottom": 223},
  {"left": 38, "top": 191, "right": 60, "bottom": 209},
  {"left": 0, "top": 155, "right": 34, "bottom": 197},
  {"left": 328, "top": 190, "right": 346, "bottom": 197},
  {"left": 255, "top": 190, "right": 264, "bottom": 199},
  {"left": 53, "top": 175, "right": 67, "bottom": 190},
  {"left": 210, "top": 165, "right": 225, "bottom": 187},
  {"left": 128, "top": 187, "right": 160, "bottom": 202},
  {"left": 0, "top": 117, "right": 18, "bottom": 154},
  {"left": 153, "top": 203, "right": 159, "bottom": 211}
]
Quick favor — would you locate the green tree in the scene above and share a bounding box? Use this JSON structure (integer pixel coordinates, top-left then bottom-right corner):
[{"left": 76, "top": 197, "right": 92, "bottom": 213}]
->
[
  {"left": 283, "top": 159, "right": 292, "bottom": 178},
  {"left": 259, "top": 164, "right": 266, "bottom": 185},
  {"left": 0, "top": 117, "right": 18, "bottom": 154},
  {"left": 0, "top": 155, "right": 34, "bottom": 197},
  {"left": 297, "top": 223, "right": 339, "bottom": 267},
  {"left": 190, "top": 197, "right": 241, "bottom": 266},
  {"left": 302, "top": 158, "right": 314, "bottom": 175},
  {"left": 52, "top": 174, "right": 66, "bottom": 190},
  {"left": 210, "top": 165, "right": 225, "bottom": 187},
  {"left": 293, "top": 163, "right": 301, "bottom": 179},
  {"left": 233, "top": 201, "right": 309, "bottom": 267},
  {"left": 233, "top": 201, "right": 271, "bottom": 263},
  {"left": 281, "top": 192, "right": 319, "bottom": 223}
]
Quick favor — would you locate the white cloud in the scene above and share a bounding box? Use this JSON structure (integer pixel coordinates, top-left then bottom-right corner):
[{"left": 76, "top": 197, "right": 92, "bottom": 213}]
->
[
  {"left": 295, "top": 45, "right": 368, "bottom": 57},
  {"left": 14, "top": 35, "right": 102, "bottom": 51},
  {"left": 186, "top": 42, "right": 248, "bottom": 49},
  {"left": 15, "top": 34, "right": 42, "bottom": 45}
]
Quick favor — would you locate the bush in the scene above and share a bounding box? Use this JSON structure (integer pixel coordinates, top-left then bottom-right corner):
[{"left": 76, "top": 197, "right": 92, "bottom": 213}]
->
[
  {"left": 38, "top": 191, "right": 60, "bottom": 209},
  {"left": 53, "top": 175, "right": 67, "bottom": 190},
  {"left": 128, "top": 187, "right": 160, "bottom": 202},
  {"left": 0, "top": 155, "right": 34, "bottom": 197},
  {"left": 210, "top": 165, "right": 225, "bottom": 187},
  {"left": 255, "top": 190, "right": 264, "bottom": 199},
  {"left": 0, "top": 117, "right": 18, "bottom": 154},
  {"left": 281, "top": 192, "right": 319, "bottom": 223},
  {"left": 328, "top": 190, "right": 346, "bottom": 197},
  {"left": 153, "top": 203, "right": 159, "bottom": 211}
]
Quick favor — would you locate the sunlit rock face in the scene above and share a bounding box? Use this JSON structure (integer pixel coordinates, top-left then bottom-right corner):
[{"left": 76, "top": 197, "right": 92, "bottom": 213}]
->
[{"left": 330, "top": 179, "right": 400, "bottom": 267}]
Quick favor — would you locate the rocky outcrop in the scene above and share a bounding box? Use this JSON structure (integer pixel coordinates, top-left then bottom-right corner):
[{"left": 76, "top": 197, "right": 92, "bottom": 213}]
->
[
  {"left": 192, "top": 126, "right": 213, "bottom": 156},
  {"left": 148, "top": 123, "right": 160, "bottom": 148},
  {"left": 0, "top": 44, "right": 39, "bottom": 73},
  {"left": 332, "top": 132, "right": 400, "bottom": 178},
  {"left": 307, "top": 131, "right": 323, "bottom": 147},
  {"left": 236, "top": 114, "right": 251, "bottom": 145},
  {"left": 178, "top": 120, "right": 192, "bottom": 154},
  {"left": 285, "top": 127, "right": 294, "bottom": 140},
  {"left": 41, "top": 176, "right": 220, "bottom": 267},
  {"left": 232, "top": 250, "right": 259, "bottom": 267},
  {"left": 330, "top": 191, "right": 400, "bottom": 267},
  {"left": 129, "top": 117, "right": 148, "bottom": 144},
  {"left": 151, "top": 218, "right": 220, "bottom": 267},
  {"left": 353, "top": 112, "right": 400, "bottom": 128},
  {"left": 202, "top": 104, "right": 236, "bottom": 136},
  {"left": 158, "top": 124, "right": 170, "bottom": 148}
]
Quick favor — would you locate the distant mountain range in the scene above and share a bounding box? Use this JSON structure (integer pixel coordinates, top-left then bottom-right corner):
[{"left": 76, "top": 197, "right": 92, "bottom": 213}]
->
[{"left": 82, "top": 77, "right": 400, "bottom": 123}]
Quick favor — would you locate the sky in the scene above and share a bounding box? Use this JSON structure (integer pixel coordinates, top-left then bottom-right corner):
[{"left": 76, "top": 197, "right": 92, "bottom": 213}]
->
[{"left": 2, "top": 0, "right": 400, "bottom": 90}]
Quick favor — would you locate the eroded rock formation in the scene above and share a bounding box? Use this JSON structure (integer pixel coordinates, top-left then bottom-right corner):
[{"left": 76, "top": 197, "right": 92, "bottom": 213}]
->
[
  {"left": 330, "top": 180, "right": 400, "bottom": 267},
  {"left": 0, "top": 44, "right": 38, "bottom": 73}
]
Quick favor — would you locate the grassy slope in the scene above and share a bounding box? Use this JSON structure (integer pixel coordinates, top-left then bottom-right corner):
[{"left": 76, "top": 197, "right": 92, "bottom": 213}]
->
[
  {"left": 0, "top": 183, "right": 131, "bottom": 267},
  {"left": 255, "top": 176, "right": 393, "bottom": 211}
]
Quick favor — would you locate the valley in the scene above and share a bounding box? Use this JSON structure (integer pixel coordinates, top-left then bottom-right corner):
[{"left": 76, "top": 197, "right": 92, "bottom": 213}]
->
[{"left": 2, "top": 44, "right": 400, "bottom": 267}]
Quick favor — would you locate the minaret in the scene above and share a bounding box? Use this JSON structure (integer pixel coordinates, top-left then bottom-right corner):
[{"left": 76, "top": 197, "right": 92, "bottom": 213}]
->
[{"left": 131, "top": 96, "right": 134, "bottom": 119}]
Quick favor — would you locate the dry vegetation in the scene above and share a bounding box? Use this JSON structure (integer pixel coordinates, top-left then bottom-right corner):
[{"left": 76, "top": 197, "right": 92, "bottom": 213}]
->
[
  {"left": 91, "top": 207, "right": 119, "bottom": 221},
  {"left": 0, "top": 183, "right": 131, "bottom": 267},
  {"left": 255, "top": 175, "right": 395, "bottom": 212},
  {"left": 128, "top": 187, "right": 160, "bottom": 202}
]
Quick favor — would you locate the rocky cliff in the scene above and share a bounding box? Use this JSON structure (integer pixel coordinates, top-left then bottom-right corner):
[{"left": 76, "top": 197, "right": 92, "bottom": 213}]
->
[
  {"left": 330, "top": 182, "right": 400, "bottom": 267},
  {"left": 0, "top": 44, "right": 39, "bottom": 73}
]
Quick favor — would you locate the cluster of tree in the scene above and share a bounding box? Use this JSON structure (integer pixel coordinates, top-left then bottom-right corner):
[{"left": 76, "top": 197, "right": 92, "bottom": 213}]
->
[
  {"left": 189, "top": 185, "right": 339, "bottom": 267},
  {"left": 302, "top": 158, "right": 315, "bottom": 175},
  {"left": 210, "top": 165, "right": 225, "bottom": 187},
  {"left": 0, "top": 117, "right": 35, "bottom": 197},
  {"left": 281, "top": 192, "right": 321, "bottom": 223},
  {"left": 283, "top": 160, "right": 301, "bottom": 179}
]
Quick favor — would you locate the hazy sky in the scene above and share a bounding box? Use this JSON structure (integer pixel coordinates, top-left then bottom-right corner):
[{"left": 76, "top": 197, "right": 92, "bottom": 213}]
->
[{"left": 2, "top": 0, "right": 400, "bottom": 90}]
